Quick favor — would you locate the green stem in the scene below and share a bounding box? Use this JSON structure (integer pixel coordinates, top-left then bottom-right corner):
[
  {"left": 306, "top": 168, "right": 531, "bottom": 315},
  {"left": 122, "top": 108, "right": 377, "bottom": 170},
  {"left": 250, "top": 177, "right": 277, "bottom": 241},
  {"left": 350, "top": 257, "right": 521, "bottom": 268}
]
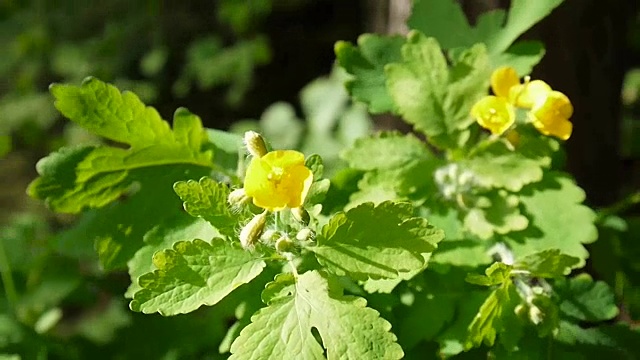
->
[
  {"left": 0, "top": 238, "right": 18, "bottom": 313},
  {"left": 598, "top": 190, "right": 640, "bottom": 220}
]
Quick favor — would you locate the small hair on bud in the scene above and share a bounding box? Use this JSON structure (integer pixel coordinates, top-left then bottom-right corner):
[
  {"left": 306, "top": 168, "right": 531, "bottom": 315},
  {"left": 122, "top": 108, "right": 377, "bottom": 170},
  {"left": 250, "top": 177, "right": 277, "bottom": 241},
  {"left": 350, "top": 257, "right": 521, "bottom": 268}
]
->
[
  {"left": 239, "top": 211, "right": 268, "bottom": 249},
  {"left": 243, "top": 131, "right": 268, "bottom": 158}
]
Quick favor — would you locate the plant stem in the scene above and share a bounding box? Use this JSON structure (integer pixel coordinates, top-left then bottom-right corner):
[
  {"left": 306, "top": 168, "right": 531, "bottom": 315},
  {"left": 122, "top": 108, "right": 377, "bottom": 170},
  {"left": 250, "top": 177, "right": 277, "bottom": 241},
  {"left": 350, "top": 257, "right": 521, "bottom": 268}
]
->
[
  {"left": 598, "top": 190, "right": 640, "bottom": 220},
  {"left": 0, "top": 238, "right": 18, "bottom": 314}
]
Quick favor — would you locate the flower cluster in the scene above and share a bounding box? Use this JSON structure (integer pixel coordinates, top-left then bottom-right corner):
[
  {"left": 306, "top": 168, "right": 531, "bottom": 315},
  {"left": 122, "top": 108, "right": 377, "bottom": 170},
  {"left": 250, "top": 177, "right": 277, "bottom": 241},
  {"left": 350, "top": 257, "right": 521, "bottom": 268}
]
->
[{"left": 470, "top": 66, "right": 573, "bottom": 140}]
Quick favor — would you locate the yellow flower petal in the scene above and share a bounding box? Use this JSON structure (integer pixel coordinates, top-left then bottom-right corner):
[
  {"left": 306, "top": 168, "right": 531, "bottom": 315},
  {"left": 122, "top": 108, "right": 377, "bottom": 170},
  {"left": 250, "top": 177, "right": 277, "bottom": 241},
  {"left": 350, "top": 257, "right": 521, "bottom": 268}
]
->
[
  {"left": 470, "top": 96, "right": 515, "bottom": 135},
  {"left": 509, "top": 80, "right": 552, "bottom": 109},
  {"left": 530, "top": 91, "right": 573, "bottom": 140},
  {"left": 490, "top": 66, "right": 520, "bottom": 99},
  {"left": 244, "top": 150, "right": 313, "bottom": 211}
]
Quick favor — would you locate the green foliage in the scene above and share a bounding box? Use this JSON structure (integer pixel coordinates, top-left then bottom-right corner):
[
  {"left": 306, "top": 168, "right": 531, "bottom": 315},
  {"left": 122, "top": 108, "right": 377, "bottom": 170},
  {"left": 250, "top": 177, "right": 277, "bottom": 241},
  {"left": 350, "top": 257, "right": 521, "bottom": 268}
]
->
[
  {"left": 173, "top": 177, "right": 243, "bottom": 238},
  {"left": 335, "top": 34, "right": 405, "bottom": 114},
  {"left": 465, "top": 277, "right": 520, "bottom": 349},
  {"left": 503, "top": 173, "right": 598, "bottom": 266},
  {"left": 230, "top": 271, "right": 404, "bottom": 360},
  {"left": 174, "top": 36, "right": 272, "bottom": 106},
  {"left": 409, "top": 0, "right": 563, "bottom": 74},
  {"left": 464, "top": 138, "right": 550, "bottom": 192},
  {"left": 555, "top": 274, "right": 619, "bottom": 322},
  {"left": 385, "top": 32, "right": 489, "bottom": 149},
  {"left": 9, "top": 1, "right": 635, "bottom": 358},
  {"left": 312, "top": 201, "right": 443, "bottom": 281},
  {"left": 28, "top": 78, "right": 213, "bottom": 213},
  {"left": 130, "top": 239, "right": 266, "bottom": 315}
]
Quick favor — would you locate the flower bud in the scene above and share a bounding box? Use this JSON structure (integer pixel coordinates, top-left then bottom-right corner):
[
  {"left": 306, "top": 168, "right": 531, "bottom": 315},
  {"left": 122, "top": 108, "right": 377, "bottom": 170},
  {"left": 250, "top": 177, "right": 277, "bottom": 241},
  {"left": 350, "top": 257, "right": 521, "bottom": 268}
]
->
[
  {"left": 291, "top": 206, "right": 310, "bottom": 225},
  {"left": 261, "top": 229, "right": 277, "bottom": 242},
  {"left": 239, "top": 211, "right": 268, "bottom": 249},
  {"left": 275, "top": 236, "right": 295, "bottom": 253},
  {"left": 244, "top": 131, "right": 268, "bottom": 158},
  {"left": 296, "top": 228, "right": 313, "bottom": 241},
  {"left": 228, "top": 188, "right": 250, "bottom": 206}
]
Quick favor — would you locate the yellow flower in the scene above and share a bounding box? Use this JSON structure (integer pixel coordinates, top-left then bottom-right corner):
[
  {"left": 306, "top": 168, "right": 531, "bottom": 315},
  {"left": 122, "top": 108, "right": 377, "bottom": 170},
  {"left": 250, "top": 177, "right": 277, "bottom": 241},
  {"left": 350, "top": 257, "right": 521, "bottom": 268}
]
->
[
  {"left": 470, "top": 95, "right": 515, "bottom": 135},
  {"left": 472, "top": 66, "right": 573, "bottom": 139},
  {"left": 490, "top": 66, "right": 553, "bottom": 107},
  {"left": 244, "top": 150, "right": 313, "bottom": 211},
  {"left": 529, "top": 91, "right": 573, "bottom": 140},
  {"left": 490, "top": 66, "right": 520, "bottom": 99}
]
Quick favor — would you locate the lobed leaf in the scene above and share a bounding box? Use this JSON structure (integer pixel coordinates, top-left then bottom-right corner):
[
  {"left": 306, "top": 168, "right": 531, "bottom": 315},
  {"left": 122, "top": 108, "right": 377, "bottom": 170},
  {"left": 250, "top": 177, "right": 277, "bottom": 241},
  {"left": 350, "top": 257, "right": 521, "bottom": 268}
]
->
[
  {"left": 229, "top": 271, "right": 403, "bottom": 360},
  {"left": 29, "top": 78, "right": 213, "bottom": 214},
  {"left": 385, "top": 32, "right": 490, "bottom": 149},
  {"left": 514, "top": 249, "right": 580, "bottom": 278},
  {"left": 465, "top": 280, "right": 522, "bottom": 350},
  {"left": 125, "top": 216, "right": 217, "bottom": 298},
  {"left": 409, "top": 0, "right": 563, "bottom": 72},
  {"left": 311, "top": 201, "right": 443, "bottom": 281},
  {"left": 555, "top": 274, "right": 619, "bottom": 322},
  {"left": 173, "top": 177, "right": 244, "bottom": 238},
  {"left": 335, "top": 34, "right": 405, "bottom": 114},
  {"left": 463, "top": 191, "right": 528, "bottom": 239},
  {"left": 464, "top": 139, "right": 547, "bottom": 192},
  {"left": 503, "top": 173, "right": 598, "bottom": 267},
  {"left": 130, "top": 239, "right": 265, "bottom": 315}
]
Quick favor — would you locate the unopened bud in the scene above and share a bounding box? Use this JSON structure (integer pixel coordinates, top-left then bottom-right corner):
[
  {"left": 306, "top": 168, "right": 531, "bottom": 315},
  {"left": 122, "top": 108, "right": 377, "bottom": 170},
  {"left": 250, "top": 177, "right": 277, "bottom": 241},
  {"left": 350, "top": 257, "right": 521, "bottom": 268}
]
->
[
  {"left": 291, "top": 207, "right": 310, "bottom": 225},
  {"left": 275, "top": 236, "right": 295, "bottom": 253},
  {"left": 228, "top": 188, "right": 250, "bottom": 206},
  {"left": 261, "top": 229, "right": 279, "bottom": 242},
  {"left": 244, "top": 131, "right": 268, "bottom": 158},
  {"left": 296, "top": 228, "right": 313, "bottom": 241},
  {"left": 239, "top": 211, "right": 268, "bottom": 249}
]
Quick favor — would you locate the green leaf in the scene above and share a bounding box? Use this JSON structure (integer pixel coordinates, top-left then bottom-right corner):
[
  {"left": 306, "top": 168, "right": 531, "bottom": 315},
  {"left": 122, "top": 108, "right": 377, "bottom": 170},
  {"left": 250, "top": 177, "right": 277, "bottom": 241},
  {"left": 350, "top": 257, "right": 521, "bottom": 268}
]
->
[
  {"left": 53, "top": 165, "right": 210, "bottom": 270},
  {"left": 503, "top": 173, "right": 598, "bottom": 267},
  {"left": 492, "top": 40, "right": 546, "bottom": 76},
  {"left": 173, "top": 177, "right": 244, "bottom": 238},
  {"left": 29, "top": 78, "right": 213, "bottom": 213},
  {"left": 385, "top": 32, "right": 489, "bottom": 148},
  {"left": 229, "top": 271, "right": 404, "bottom": 360},
  {"left": 311, "top": 201, "right": 443, "bottom": 281},
  {"left": 464, "top": 139, "right": 547, "bottom": 192},
  {"left": 465, "top": 279, "right": 521, "bottom": 350},
  {"left": 126, "top": 216, "right": 217, "bottom": 298},
  {"left": 554, "top": 321, "right": 640, "bottom": 358},
  {"left": 555, "top": 274, "right": 619, "bottom": 322},
  {"left": 407, "top": 0, "right": 472, "bottom": 50},
  {"left": 206, "top": 128, "right": 243, "bottom": 175},
  {"left": 305, "top": 179, "right": 331, "bottom": 207},
  {"left": 514, "top": 249, "right": 580, "bottom": 278},
  {"left": 130, "top": 239, "right": 265, "bottom": 315},
  {"left": 335, "top": 34, "right": 405, "bottom": 114},
  {"left": 425, "top": 205, "right": 493, "bottom": 268},
  {"left": 342, "top": 132, "right": 442, "bottom": 208},
  {"left": 409, "top": 0, "right": 563, "bottom": 54},
  {"left": 465, "top": 262, "right": 512, "bottom": 287},
  {"left": 436, "top": 287, "right": 493, "bottom": 356},
  {"left": 305, "top": 154, "right": 324, "bottom": 180},
  {"left": 463, "top": 191, "right": 528, "bottom": 239},
  {"left": 396, "top": 269, "right": 464, "bottom": 350},
  {"left": 342, "top": 131, "right": 432, "bottom": 171}
]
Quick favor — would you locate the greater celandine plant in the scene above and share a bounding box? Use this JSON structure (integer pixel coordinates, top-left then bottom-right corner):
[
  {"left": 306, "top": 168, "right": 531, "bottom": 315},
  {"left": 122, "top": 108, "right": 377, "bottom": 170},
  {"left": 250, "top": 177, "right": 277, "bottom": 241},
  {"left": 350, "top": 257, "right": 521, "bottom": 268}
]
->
[{"left": 22, "top": 0, "right": 637, "bottom": 358}]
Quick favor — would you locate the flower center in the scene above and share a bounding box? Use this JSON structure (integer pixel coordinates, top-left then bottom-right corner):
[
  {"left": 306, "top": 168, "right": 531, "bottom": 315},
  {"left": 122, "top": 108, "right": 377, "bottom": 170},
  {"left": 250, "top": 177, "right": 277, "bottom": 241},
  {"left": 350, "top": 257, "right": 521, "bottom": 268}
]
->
[{"left": 267, "top": 167, "right": 284, "bottom": 185}]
